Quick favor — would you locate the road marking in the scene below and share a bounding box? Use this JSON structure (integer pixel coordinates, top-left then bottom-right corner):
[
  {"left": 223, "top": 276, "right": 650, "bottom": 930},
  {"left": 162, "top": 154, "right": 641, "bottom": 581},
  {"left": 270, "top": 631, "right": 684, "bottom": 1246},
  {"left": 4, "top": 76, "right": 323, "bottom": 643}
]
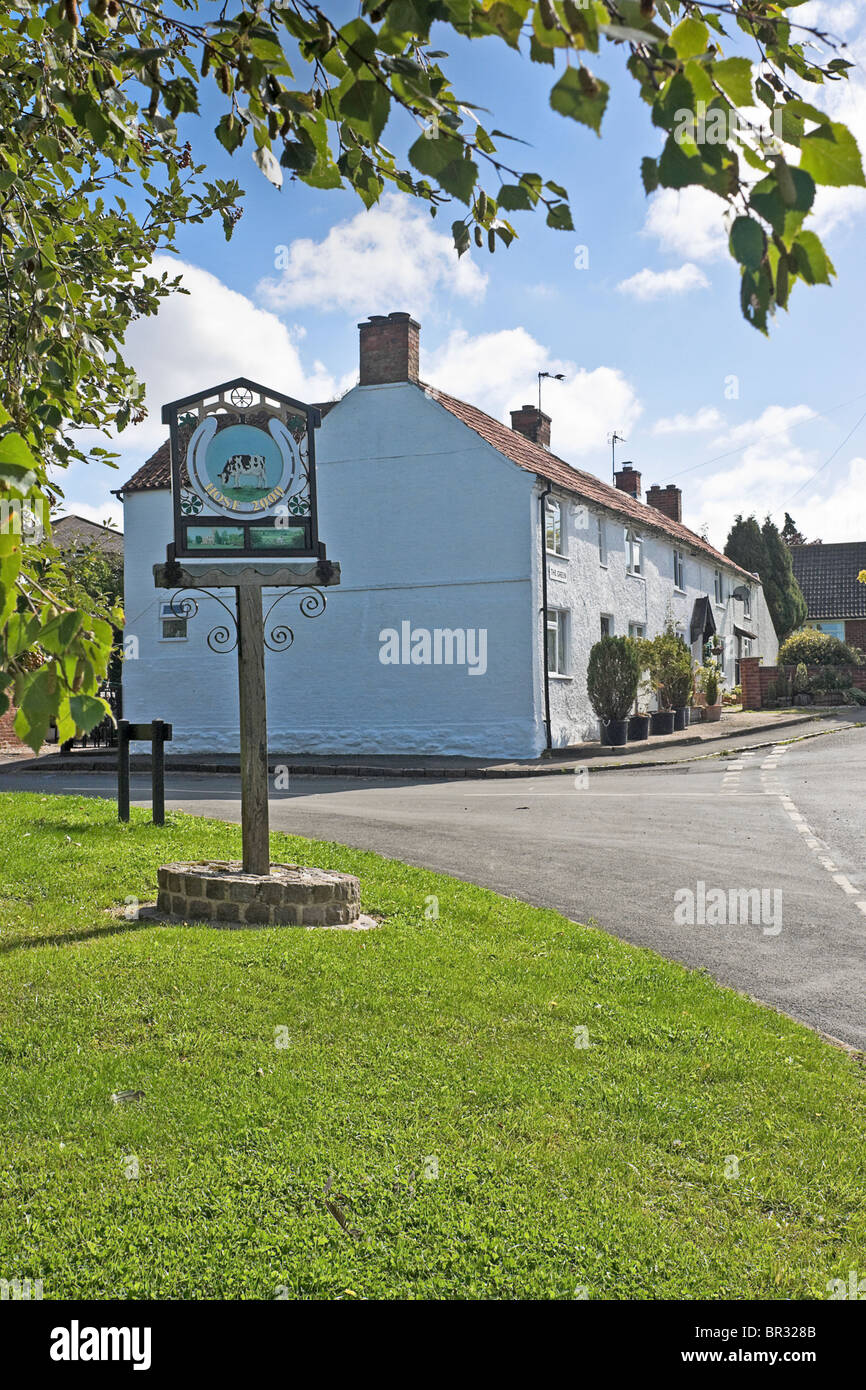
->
[
  {"left": 857, "top": 902, "right": 866, "bottom": 917},
  {"left": 833, "top": 874, "right": 859, "bottom": 895}
]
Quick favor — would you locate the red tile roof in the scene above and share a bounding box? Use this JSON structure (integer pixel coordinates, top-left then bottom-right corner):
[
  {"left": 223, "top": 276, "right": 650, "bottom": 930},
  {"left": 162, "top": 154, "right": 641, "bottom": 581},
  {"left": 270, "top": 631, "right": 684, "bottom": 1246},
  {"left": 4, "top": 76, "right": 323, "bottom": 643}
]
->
[
  {"left": 421, "top": 383, "right": 756, "bottom": 580},
  {"left": 116, "top": 381, "right": 754, "bottom": 581}
]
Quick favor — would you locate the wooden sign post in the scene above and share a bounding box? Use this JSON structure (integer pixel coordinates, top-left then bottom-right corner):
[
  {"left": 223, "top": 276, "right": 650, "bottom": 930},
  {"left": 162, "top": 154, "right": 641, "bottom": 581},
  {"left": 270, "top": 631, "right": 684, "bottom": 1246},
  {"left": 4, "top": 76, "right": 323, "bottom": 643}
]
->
[{"left": 154, "top": 377, "right": 339, "bottom": 884}]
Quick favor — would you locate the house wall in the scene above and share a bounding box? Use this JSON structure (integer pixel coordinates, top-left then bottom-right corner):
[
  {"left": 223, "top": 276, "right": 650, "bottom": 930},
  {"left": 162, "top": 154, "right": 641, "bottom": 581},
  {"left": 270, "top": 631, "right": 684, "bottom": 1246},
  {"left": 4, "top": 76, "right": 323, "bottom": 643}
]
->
[
  {"left": 121, "top": 383, "right": 540, "bottom": 757},
  {"left": 533, "top": 485, "right": 778, "bottom": 746}
]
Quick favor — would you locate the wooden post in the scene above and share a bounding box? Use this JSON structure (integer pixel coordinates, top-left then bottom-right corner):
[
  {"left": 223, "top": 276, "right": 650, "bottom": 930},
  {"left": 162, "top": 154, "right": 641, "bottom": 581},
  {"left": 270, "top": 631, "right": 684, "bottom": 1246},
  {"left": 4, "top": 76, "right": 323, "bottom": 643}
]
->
[
  {"left": 117, "top": 719, "right": 130, "bottom": 823},
  {"left": 236, "top": 585, "right": 270, "bottom": 874},
  {"left": 152, "top": 719, "right": 166, "bottom": 827}
]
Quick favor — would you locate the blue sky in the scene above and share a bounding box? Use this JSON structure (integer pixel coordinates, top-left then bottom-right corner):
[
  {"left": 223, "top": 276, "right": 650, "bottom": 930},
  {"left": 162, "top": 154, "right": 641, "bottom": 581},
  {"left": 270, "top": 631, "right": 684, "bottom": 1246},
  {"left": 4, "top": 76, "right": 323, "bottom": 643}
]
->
[{"left": 65, "top": 0, "right": 866, "bottom": 551}]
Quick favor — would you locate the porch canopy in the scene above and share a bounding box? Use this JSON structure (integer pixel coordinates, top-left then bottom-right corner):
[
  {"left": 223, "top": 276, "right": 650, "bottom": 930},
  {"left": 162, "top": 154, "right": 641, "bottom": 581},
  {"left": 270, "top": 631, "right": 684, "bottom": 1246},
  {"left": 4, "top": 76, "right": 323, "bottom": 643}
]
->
[{"left": 690, "top": 595, "right": 717, "bottom": 644}]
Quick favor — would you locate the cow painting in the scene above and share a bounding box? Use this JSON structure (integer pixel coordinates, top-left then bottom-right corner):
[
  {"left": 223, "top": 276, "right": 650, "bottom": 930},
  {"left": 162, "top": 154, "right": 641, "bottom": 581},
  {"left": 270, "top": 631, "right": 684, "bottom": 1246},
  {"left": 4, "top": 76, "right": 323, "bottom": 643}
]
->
[{"left": 217, "top": 454, "right": 268, "bottom": 490}]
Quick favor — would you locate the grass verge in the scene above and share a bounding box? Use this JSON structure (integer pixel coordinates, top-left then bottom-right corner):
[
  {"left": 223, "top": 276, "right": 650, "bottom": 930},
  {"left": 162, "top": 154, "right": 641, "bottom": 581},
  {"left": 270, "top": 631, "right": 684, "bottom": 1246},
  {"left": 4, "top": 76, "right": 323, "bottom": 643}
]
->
[{"left": 0, "top": 791, "right": 863, "bottom": 1299}]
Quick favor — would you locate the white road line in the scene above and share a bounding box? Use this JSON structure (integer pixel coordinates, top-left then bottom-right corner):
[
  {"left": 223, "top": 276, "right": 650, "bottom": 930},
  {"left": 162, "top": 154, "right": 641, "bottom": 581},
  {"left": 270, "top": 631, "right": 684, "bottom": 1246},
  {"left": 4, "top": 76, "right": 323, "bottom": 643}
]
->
[{"left": 833, "top": 874, "right": 859, "bottom": 895}]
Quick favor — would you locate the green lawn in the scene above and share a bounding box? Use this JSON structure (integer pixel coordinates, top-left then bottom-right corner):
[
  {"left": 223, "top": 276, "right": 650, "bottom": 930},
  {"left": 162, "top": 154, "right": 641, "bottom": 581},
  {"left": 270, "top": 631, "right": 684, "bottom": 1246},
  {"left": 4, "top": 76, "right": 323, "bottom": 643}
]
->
[{"left": 0, "top": 791, "right": 863, "bottom": 1300}]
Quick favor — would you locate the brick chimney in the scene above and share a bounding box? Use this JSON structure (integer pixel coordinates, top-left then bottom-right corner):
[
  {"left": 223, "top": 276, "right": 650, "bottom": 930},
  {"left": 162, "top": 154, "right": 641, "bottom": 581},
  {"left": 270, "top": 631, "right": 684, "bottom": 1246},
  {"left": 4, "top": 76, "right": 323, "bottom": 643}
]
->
[
  {"left": 646, "top": 483, "right": 683, "bottom": 523},
  {"left": 510, "top": 405, "right": 551, "bottom": 449},
  {"left": 358, "top": 311, "right": 420, "bottom": 385},
  {"left": 614, "top": 463, "right": 641, "bottom": 500}
]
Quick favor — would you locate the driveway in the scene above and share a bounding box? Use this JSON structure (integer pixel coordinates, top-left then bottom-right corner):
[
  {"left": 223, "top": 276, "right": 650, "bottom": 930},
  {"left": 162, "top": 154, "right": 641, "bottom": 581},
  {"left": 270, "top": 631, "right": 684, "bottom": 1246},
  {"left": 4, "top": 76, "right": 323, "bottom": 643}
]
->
[{"left": 3, "top": 724, "right": 864, "bottom": 1048}]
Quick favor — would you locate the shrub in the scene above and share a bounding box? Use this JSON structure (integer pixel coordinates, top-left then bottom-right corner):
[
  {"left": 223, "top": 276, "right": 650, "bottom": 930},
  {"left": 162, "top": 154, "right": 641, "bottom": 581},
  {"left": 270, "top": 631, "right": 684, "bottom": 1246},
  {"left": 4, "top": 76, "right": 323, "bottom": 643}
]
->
[
  {"left": 587, "top": 636, "right": 640, "bottom": 723},
  {"left": 779, "top": 630, "right": 862, "bottom": 667},
  {"left": 766, "top": 680, "right": 777, "bottom": 705},
  {"left": 793, "top": 662, "right": 811, "bottom": 696},
  {"left": 639, "top": 625, "right": 693, "bottom": 710},
  {"left": 849, "top": 687, "right": 866, "bottom": 706}
]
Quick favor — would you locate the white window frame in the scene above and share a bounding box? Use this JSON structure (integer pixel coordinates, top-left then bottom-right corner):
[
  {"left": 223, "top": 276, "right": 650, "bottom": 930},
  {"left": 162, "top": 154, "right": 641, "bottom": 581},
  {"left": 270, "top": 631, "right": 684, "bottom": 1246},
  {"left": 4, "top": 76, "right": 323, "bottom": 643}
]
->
[
  {"left": 600, "top": 613, "right": 613, "bottom": 637},
  {"left": 546, "top": 608, "right": 569, "bottom": 677},
  {"left": 545, "top": 497, "right": 565, "bottom": 557},
  {"left": 714, "top": 569, "right": 724, "bottom": 605},
  {"left": 159, "top": 600, "right": 188, "bottom": 642},
  {"left": 673, "top": 549, "right": 685, "bottom": 591},
  {"left": 597, "top": 515, "right": 607, "bottom": 567},
  {"left": 628, "top": 622, "right": 646, "bottom": 640},
  {"left": 626, "top": 529, "right": 643, "bottom": 576},
  {"left": 742, "top": 585, "right": 752, "bottom": 619}
]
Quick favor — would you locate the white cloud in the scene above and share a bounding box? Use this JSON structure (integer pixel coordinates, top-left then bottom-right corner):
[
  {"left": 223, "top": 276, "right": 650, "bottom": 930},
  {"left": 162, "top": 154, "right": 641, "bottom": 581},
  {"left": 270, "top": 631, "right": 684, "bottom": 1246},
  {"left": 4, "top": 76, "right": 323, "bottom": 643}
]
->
[
  {"left": 643, "top": 187, "right": 730, "bottom": 263},
  {"left": 652, "top": 407, "right": 724, "bottom": 435},
  {"left": 616, "top": 262, "right": 710, "bottom": 300},
  {"left": 423, "top": 326, "right": 642, "bottom": 460},
  {"left": 257, "top": 194, "right": 487, "bottom": 315},
  {"left": 116, "top": 256, "right": 344, "bottom": 455},
  {"left": 685, "top": 405, "right": 829, "bottom": 544},
  {"left": 55, "top": 498, "right": 124, "bottom": 531}
]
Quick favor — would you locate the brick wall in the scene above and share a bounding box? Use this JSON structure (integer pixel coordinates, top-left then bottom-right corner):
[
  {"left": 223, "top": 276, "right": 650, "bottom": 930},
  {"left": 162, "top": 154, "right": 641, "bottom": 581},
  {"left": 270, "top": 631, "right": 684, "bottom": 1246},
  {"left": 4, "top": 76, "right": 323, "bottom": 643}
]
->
[
  {"left": 845, "top": 619, "right": 866, "bottom": 650},
  {"left": 0, "top": 704, "right": 28, "bottom": 752},
  {"left": 358, "top": 312, "right": 420, "bottom": 385},
  {"left": 740, "top": 655, "right": 866, "bottom": 709}
]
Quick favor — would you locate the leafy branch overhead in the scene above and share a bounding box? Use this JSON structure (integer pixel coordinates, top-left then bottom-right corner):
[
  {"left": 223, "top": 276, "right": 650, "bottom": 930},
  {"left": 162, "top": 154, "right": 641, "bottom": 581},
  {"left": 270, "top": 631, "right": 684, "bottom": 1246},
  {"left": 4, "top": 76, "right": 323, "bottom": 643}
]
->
[{"left": 0, "top": 1, "right": 863, "bottom": 748}]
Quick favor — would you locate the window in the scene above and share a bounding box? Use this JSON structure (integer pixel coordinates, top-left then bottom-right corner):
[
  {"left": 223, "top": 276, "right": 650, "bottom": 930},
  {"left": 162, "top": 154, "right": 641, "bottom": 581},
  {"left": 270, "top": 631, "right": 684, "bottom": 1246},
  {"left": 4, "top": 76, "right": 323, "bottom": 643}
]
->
[
  {"left": 628, "top": 622, "right": 646, "bottom": 640},
  {"left": 714, "top": 570, "right": 724, "bottom": 604},
  {"left": 159, "top": 600, "right": 188, "bottom": 641},
  {"left": 673, "top": 549, "right": 685, "bottom": 590},
  {"left": 545, "top": 497, "right": 564, "bottom": 555},
  {"left": 626, "top": 530, "right": 643, "bottom": 576},
  {"left": 600, "top": 614, "right": 613, "bottom": 637},
  {"left": 546, "top": 609, "right": 568, "bottom": 676},
  {"left": 742, "top": 585, "right": 752, "bottom": 619},
  {"left": 597, "top": 516, "right": 607, "bottom": 566}
]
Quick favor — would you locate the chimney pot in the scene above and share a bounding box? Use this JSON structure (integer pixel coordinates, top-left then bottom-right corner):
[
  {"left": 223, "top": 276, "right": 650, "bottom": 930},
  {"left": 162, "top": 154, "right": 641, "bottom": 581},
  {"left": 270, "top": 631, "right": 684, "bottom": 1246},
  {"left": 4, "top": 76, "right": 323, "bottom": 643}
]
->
[
  {"left": 358, "top": 312, "right": 420, "bottom": 385},
  {"left": 510, "top": 405, "right": 551, "bottom": 449},
  {"left": 614, "top": 463, "right": 641, "bottom": 500}
]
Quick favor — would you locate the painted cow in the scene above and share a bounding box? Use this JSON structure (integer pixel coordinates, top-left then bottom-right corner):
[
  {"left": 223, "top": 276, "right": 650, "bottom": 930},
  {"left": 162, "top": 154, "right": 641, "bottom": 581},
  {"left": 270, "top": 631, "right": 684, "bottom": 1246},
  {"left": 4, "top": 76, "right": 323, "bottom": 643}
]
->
[{"left": 218, "top": 454, "right": 267, "bottom": 489}]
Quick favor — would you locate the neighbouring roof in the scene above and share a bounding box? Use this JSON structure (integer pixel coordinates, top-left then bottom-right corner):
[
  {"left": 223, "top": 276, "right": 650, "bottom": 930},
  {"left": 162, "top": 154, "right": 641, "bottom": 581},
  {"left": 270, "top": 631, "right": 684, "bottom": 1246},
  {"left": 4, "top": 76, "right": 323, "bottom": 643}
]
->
[
  {"left": 52, "top": 514, "right": 124, "bottom": 555},
  {"left": 790, "top": 541, "right": 866, "bottom": 619},
  {"left": 115, "top": 404, "right": 338, "bottom": 496},
  {"left": 422, "top": 383, "right": 757, "bottom": 581}
]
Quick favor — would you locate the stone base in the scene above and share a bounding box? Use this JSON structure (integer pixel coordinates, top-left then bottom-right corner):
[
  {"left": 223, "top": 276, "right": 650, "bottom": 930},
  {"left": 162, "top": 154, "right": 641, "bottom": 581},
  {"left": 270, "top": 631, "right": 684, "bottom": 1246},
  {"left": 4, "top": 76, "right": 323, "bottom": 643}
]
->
[{"left": 156, "top": 861, "right": 362, "bottom": 928}]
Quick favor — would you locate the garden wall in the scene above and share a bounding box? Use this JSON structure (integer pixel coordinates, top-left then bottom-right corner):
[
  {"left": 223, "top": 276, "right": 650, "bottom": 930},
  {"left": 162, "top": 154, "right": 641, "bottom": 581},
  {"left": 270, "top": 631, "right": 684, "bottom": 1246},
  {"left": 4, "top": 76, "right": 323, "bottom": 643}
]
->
[{"left": 740, "top": 656, "right": 866, "bottom": 710}]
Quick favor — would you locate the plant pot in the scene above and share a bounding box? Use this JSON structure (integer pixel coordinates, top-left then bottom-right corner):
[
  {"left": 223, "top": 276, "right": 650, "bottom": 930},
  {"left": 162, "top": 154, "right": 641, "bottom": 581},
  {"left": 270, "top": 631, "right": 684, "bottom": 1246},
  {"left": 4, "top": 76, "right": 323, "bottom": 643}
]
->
[
  {"left": 600, "top": 718, "right": 629, "bottom": 747},
  {"left": 673, "top": 706, "right": 689, "bottom": 731},
  {"left": 628, "top": 714, "right": 650, "bottom": 741},
  {"left": 650, "top": 710, "right": 676, "bottom": 736},
  {"left": 702, "top": 703, "right": 722, "bottom": 722}
]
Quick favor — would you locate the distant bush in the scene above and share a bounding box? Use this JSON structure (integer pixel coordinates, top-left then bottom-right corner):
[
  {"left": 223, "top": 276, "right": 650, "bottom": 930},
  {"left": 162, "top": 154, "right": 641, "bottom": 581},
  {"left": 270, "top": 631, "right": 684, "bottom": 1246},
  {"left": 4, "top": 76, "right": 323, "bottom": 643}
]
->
[
  {"left": 793, "top": 663, "right": 811, "bottom": 697},
  {"left": 779, "top": 630, "right": 862, "bottom": 667}
]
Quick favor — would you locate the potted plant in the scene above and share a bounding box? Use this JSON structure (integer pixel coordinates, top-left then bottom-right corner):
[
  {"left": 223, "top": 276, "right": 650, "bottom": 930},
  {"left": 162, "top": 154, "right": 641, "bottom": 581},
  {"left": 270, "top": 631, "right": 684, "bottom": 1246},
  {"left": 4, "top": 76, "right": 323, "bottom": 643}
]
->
[
  {"left": 696, "top": 659, "right": 723, "bottom": 721},
  {"left": 642, "top": 625, "right": 691, "bottom": 735},
  {"left": 628, "top": 660, "right": 652, "bottom": 741},
  {"left": 587, "top": 636, "right": 640, "bottom": 749},
  {"left": 668, "top": 664, "right": 694, "bottom": 731},
  {"left": 792, "top": 662, "right": 812, "bottom": 706}
]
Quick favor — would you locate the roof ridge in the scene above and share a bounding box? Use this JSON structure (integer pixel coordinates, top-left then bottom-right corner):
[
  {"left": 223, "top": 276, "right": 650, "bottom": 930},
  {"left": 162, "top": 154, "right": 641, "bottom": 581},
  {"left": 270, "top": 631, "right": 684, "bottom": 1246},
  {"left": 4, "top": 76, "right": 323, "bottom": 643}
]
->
[{"left": 419, "top": 381, "right": 756, "bottom": 581}]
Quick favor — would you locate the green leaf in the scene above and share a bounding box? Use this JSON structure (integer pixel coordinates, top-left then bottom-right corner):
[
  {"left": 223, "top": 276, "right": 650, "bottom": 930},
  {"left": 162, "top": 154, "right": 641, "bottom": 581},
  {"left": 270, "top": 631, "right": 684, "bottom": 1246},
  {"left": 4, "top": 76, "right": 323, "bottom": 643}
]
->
[
  {"left": 712, "top": 57, "right": 753, "bottom": 108},
  {"left": 549, "top": 67, "right": 609, "bottom": 136},
  {"left": 670, "top": 16, "right": 709, "bottom": 61},
  {"left": 791, "top": 231, "right": 834, "bottom": 286},
  {"left": 799, "top": 122, "right": 866, "bottom": 189},
  {"left": 730, "top": 216, "right": 765, "bottom": 271},
  {"left": 215, "top": 113, "right": 245, "bottom": 154},
  {"left": 498, "top": 182, "right": 534, "bottom": 211},
  {"left": 641, "top": 156, "right": 659, "bottom": 195},
  {"left": 70, "top": 693, "right": 111, "bottom": 733},
  {"left": 437, "top": 155, "right": 478, "bottom": 204}
]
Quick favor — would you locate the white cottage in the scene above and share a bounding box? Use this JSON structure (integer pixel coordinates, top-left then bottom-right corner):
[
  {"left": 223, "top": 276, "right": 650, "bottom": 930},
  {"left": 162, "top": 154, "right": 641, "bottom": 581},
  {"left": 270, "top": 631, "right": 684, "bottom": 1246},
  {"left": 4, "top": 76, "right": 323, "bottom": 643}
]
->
[{"left": 118, "top": 312, "right": 778, "bottom": 758}]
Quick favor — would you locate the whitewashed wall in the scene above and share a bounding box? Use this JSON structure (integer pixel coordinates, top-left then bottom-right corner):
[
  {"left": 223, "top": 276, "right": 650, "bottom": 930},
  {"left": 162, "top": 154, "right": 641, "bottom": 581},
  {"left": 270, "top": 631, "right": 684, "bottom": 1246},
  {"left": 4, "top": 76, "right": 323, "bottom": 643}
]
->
[
  {"left": 122, "top": 383, "right": 541, "bottom": 756},
  {"left": 533, "top": 482, "right": 779, "bottom": 747}
]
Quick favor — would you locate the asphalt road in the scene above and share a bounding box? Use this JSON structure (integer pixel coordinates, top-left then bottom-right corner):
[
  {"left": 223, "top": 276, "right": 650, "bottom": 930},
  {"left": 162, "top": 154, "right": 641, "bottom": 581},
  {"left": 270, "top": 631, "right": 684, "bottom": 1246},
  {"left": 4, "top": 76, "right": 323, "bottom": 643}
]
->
[{"left": 3, "top": 724, "right": 864, "bottom": 1048}]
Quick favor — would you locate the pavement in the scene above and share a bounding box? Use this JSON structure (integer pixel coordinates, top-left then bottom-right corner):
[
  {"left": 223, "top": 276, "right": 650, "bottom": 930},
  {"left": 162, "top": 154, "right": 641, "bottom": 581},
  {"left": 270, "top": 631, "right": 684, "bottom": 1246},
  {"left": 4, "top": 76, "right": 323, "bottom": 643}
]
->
[
  {"left": 2, "top": 714, "right": 864, "bottom": 1049},
  {"left": 5, "top": 706, "right": 862, "bottom": 778}
]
